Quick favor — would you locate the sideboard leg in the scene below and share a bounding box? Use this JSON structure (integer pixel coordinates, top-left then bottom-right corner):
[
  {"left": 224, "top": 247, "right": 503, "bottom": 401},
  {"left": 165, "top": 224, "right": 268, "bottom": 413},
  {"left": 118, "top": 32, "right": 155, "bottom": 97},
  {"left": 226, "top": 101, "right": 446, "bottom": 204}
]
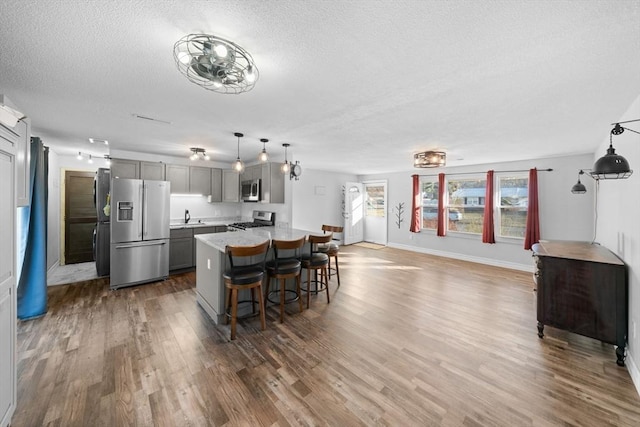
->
[
  {"left": 616, "top": 346, "right": 626, "bottom": 366},
  {"left": 537, "top": 322, "right": 544, "bottom": 338}
]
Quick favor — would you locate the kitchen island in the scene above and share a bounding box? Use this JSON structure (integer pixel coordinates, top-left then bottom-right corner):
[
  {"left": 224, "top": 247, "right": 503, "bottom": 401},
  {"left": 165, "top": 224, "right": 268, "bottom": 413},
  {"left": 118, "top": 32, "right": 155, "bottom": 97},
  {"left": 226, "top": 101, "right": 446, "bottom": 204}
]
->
[{"left": 194, "top": 227, "right": 314, "bottom": 324}]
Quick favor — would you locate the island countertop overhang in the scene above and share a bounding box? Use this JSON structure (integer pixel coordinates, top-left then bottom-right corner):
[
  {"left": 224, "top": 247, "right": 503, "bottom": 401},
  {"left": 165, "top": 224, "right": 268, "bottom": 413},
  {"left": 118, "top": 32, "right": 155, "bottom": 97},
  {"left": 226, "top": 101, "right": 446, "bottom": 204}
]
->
[{"left": 194, "top": 226, "right": 318, "bottom": 252}]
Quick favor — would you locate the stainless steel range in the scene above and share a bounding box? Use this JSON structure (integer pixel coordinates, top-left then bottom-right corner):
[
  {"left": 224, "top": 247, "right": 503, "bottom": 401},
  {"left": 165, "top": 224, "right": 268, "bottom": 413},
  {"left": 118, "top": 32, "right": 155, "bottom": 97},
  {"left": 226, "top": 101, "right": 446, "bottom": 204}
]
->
[{"left": 228, "top": 210, "right": 275, "bottom": 231}]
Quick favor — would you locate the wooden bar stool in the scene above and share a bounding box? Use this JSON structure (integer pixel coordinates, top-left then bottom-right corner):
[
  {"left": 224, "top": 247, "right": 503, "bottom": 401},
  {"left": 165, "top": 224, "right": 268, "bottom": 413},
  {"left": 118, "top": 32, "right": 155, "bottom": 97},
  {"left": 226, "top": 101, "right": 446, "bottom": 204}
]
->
[
  {"left": 318, "top": 224, "right": 343, "bottom": 286},
  {"left": 301, "top": 233, "right": 332, "bottom": 309},
  {"left": 264, "top": 236, "right": 306, "bottom": 323},
  {"left": 223, "top": 240, "right": 269, "bottom": 340}
]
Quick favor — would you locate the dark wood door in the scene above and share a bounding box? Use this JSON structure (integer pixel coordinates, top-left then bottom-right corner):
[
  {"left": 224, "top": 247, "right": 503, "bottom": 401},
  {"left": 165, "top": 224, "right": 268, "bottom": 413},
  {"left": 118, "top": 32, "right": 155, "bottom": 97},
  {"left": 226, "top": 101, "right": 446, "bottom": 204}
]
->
[{"left": 64, "top": 170, "right": 97, "bottom": 264}]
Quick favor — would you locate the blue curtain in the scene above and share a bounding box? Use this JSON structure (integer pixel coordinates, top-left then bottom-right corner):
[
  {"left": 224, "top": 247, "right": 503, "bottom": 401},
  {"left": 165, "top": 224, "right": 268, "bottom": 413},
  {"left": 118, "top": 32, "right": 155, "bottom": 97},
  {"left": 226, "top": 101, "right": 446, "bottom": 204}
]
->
[{"left": 17, "top": 137, "right": 48, "bottom": 320}]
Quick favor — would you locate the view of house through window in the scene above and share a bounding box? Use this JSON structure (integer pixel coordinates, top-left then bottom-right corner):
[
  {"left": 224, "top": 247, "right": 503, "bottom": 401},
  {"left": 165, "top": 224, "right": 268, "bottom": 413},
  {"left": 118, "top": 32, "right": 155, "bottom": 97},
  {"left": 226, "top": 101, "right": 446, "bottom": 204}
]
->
[
  {"left": 421, "top": 180, "right": 439, "bottom": 229},
  {"left": 365, "top": 184, "right": 385, "bottom": 217},
  {"left": 498, "top": 175, "right": 529, "bottom": 238},
  {"left": 448, "top": 177, "right": 486, "bottom": 233}
]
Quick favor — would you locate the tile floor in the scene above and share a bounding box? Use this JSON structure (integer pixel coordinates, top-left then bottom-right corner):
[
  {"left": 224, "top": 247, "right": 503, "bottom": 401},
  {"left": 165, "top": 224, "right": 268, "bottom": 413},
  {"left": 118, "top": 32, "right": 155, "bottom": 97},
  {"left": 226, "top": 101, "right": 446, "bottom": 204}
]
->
[{"left": 47, "top": 262, "right": 98, "bottom": 286}]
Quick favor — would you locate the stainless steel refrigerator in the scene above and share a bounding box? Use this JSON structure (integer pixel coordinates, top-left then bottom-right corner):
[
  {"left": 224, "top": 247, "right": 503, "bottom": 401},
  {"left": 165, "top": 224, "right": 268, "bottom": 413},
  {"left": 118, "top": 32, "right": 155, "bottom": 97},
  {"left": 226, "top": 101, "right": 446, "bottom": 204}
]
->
[
  {"left": 110, "top": 178, "right": 170, "bottom": 289},
  {"left": 93, "top": 168, "right": 111, "bottom": 277}
]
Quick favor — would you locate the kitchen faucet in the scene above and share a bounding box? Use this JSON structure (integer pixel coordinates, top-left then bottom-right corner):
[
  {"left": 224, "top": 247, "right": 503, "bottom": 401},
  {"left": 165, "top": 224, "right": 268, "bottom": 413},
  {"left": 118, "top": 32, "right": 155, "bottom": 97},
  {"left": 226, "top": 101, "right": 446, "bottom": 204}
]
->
[{"left": 185, "top": 209, "right": 190, "bottom": 224}]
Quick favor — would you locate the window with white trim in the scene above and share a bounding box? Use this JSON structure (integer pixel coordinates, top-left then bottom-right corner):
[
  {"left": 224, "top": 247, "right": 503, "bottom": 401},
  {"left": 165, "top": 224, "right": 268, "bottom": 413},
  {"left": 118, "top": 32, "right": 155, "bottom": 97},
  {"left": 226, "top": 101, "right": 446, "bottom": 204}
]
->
[
  {"left": 497, "top": 175, "right": 529, "bottom": 238},
  {"left": 420, "top": 178, "right": 439, "bottom": 230}
]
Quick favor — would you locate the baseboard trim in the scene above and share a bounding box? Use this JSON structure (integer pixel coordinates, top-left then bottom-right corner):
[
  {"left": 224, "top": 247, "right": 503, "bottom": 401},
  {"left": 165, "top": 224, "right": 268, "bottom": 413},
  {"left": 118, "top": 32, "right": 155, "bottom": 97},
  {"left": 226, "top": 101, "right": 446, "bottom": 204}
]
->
[
  {"left": 387, "top": 242, "right": 533, "bottom": 272},
  {"left": 626, "top": 350, "right": 640, "bottom": 397},
  {"left": 47, "top": 261, "right": 59, "bottom": 275}
]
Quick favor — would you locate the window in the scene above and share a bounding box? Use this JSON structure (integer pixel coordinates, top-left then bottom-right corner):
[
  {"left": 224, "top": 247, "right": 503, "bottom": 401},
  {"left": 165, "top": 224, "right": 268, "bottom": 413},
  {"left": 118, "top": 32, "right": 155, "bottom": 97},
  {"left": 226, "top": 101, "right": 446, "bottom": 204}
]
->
[
  {"left": 498, "top": 175, "right": 528, "bottom": 238},
  {"left": 447, "top": 177, "right": 486, "bottom": 234},
  {"left": 420, "top": 179, "right": 439, "bottom": 229},
  {"left": 365, "top": 184, "right": 385, "bottom": 217}
]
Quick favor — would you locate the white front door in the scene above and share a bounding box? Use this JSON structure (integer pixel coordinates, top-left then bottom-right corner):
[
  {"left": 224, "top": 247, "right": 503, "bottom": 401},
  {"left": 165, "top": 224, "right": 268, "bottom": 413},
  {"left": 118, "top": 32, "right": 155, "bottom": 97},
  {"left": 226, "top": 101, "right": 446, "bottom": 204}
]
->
[
  {"left": 364, "top": 181, "right": 387, "bottom": 245},
  {"left": 343, "top": 182, "right": 364, "bottom": 245}
]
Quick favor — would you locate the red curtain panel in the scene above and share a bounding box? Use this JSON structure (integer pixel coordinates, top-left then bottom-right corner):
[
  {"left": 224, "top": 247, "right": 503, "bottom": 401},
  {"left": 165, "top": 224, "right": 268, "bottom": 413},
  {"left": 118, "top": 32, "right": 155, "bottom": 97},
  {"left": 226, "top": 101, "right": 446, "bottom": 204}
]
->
[
  {"left": 482, "top": 170, "right": 495, "bottom": 243},
  {"left": 524, "top": 168, "right": 540, "bottom": 250},
  {"left": 410, "top": 174, "right": 421, "bottom": 232},
  {"left": 437, "top": 173, "right": 446, "bottom": 237}
]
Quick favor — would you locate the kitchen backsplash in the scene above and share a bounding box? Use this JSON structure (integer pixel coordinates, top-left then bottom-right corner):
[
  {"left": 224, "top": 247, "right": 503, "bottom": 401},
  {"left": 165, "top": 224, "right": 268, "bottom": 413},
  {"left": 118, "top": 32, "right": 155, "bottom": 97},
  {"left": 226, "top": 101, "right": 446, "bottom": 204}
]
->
[{"left": 170, "top": 195, "right": 241, "bottom": 222}]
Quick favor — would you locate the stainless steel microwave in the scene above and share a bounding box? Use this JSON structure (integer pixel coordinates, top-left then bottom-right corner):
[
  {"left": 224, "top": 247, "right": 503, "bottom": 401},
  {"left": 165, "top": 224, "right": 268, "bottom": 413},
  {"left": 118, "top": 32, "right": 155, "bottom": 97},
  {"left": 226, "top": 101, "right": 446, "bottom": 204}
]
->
[{"left": 241, "top": 179, "right": 261, "bottom": 202}]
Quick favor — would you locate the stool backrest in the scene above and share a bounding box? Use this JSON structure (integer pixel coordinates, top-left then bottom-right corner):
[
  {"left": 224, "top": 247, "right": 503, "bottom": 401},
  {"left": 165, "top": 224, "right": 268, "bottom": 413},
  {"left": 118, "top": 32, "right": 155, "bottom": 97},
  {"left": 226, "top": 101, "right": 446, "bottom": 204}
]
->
[
  {"left": 322, "top": 224, "right": 343, "bottom": 242},
  {"left": 308, "top": 233, "right": 333, "bottom": 255},
  {"left": 225, "top": 240, "right": 270, "bottom": 269},
  {"left": 271, "top": 236, "right": 306, "bottom": 261}
]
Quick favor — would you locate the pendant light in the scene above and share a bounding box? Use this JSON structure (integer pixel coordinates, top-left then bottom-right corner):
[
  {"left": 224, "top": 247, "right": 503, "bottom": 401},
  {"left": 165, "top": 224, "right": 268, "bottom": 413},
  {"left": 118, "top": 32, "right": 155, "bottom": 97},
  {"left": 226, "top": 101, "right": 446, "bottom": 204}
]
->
[
  {"left": 571, "top": 170, "right": 587, "bottom": 194},
  {"left": 231, "top": 132, "right": 245, "bottom": 173},
  {"left": 590, "top": 120, "right": 639, "bottom": 180},
  {"left": 258, "top": 138, "right": 269, "bottom": 162},
  {"left": 281, "top": 143, "right": 290, "bottom": 173}
]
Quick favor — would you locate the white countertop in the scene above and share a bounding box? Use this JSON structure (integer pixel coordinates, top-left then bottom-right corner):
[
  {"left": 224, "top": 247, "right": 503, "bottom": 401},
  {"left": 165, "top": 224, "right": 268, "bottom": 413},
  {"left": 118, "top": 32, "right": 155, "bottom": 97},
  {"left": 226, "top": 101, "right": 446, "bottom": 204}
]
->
[
  {"left": 169, "top": 219, "right": 231, "bottom": 229},
  {"left": 194, "top": 226, "right": 320, "bottom": 252}
]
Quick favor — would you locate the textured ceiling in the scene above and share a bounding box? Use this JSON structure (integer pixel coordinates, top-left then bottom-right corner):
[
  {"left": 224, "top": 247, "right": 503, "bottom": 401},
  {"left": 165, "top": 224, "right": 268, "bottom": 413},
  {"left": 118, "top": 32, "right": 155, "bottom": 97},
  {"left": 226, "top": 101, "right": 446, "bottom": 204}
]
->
[{"left": 1, "top": 0, "right": 639, "bottom": 174}]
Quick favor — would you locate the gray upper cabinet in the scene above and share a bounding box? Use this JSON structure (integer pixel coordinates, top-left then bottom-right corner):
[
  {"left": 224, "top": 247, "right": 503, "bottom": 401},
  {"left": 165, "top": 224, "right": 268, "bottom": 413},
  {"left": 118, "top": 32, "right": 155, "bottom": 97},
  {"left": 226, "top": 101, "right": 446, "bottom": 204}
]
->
[
  {"left": 110, "top": 158, "right": 139, "bottom": 179},
  {"left": 210, "top": 168, "right": 222, "bottom": 202},
  {"left": 140, "top": 162, "right": 165, "bottom": 180},
  {"left": 189, "top": 166, "right": 211, "bottom": 195},
  {"left": 222, "top": 169, "right": 240, "bottom": 202},
  {"left": 265, "top": 162, "right": 285, "bottom": 203},
  {"left": 166, "top": 164, "right": 189, "bottom": 194}
]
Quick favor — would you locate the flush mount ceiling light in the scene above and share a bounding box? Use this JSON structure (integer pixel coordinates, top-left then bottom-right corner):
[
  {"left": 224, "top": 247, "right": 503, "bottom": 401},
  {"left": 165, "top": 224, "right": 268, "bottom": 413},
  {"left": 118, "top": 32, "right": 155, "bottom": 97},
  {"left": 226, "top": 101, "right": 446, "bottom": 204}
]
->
[
  {"left": 281, "top": 143, "right": 290, "bottom": 173},
  {"left": 414, "top": 150, "right": 446, "bottom": 168},
  {"left": 589, "top": 119, "right": 639, "bottom": 180},
  {"left": 189, "top": 147, "right": 210, "bottom": 161},
  {"left": 173, "top": 34, "right": 258, "bottom": 94},
  {"left": 258, "top": 138, "right": 269, "bottom": 162},
  {"left": 232, "top": 132, "right": 245, "bottom": 173}
]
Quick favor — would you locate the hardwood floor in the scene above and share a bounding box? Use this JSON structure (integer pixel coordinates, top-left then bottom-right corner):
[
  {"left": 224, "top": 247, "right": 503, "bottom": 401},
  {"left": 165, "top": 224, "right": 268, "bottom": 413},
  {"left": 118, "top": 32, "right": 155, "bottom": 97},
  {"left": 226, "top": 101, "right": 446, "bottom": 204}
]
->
[{"left": 14, "top": 245, "right": 640, "bottom": 426}]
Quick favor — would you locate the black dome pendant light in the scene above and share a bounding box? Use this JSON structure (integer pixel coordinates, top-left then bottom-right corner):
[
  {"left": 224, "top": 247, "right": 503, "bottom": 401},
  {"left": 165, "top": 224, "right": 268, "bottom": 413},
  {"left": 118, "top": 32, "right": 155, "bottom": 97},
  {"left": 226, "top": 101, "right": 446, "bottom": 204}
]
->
[{"left": 590, "top": 119, "right": 640, "bottom": 180}]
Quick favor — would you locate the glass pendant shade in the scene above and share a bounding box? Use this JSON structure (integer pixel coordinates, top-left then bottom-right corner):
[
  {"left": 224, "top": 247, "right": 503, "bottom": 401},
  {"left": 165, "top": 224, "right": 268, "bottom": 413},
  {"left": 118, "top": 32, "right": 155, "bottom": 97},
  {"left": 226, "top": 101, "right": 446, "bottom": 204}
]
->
[
  {"left": 258, "top": 138, "right": 269, "bottom": 162},
  {"left": 232, "top": 132, "right": 244, "bottom": 173},
  {"left": 232, "top": 158, "right": 245, "bottom": 173},
  {"left": 281, "top": 143, "right": 290, "bottom": 173}
]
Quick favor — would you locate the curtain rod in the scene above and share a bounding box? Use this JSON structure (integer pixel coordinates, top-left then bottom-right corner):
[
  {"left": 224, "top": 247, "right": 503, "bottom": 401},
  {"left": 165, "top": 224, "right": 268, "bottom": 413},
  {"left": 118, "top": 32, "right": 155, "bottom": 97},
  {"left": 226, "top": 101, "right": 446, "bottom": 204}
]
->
[{"left": 416, "top": 168, "right": 553, "bottom": 177}]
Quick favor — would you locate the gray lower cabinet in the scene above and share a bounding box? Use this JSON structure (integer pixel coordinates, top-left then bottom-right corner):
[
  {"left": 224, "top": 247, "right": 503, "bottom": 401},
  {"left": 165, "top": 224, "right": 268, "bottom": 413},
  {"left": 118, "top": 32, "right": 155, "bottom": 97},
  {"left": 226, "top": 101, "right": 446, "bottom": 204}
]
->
[
  {"left": 169, "top": 228, "right": 194, "bottom": 270},
  {"left": 170, "top": 226, "right": 227, "bottom": 271}
]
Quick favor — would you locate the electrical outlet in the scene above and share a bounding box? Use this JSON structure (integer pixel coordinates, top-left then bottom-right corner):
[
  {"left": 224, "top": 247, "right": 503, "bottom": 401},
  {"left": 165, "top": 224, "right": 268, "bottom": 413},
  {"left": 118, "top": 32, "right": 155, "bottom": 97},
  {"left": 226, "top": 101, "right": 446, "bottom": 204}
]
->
[{"left": 207, "top": 259, "right": 211, "bottom": 270}]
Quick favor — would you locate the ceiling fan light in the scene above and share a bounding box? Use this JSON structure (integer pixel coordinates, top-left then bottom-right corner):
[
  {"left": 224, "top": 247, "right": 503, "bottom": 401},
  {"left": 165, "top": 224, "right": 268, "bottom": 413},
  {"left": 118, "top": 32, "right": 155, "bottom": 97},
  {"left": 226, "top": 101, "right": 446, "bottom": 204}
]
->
[
  {"left": 204, "top": 153, "right": 210, "bottom": 161},
  {"left": 213, "top": 43, "right": 228, "bottom": 58}
]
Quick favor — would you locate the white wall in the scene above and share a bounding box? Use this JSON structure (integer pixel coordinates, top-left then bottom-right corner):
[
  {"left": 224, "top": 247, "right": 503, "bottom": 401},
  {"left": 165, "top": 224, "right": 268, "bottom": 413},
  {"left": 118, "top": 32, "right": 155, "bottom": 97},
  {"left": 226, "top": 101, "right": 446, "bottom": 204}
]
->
[
  {"left": 359, "top": 154, "right": 595, "bottom": 271},
  {"left": 291, "top": 169, "right": 358, "bottom": 233},
  {"left": 593, "top": 94, "right": 640, "bottom": 392},
  {"left": 46, "top": 150, "right": 59, "bottom": 270}
]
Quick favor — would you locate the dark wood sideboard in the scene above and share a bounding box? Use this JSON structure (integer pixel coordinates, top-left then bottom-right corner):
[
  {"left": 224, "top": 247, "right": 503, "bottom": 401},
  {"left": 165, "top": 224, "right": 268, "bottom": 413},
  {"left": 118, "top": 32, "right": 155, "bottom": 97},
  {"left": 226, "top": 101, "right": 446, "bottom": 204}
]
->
[{"left": 532, "top": 241, "right": 628, "bottom": 366}]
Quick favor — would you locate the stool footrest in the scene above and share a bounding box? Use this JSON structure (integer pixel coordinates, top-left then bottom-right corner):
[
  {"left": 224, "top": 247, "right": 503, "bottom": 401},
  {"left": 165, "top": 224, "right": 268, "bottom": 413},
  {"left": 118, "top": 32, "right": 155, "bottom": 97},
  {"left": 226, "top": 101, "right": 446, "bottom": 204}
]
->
[
  {"left": 267, "top": 289, "right": 300, "bottom": 305},
  {"left": 225, "top": 299, "right": 261, "bottom": 320}
]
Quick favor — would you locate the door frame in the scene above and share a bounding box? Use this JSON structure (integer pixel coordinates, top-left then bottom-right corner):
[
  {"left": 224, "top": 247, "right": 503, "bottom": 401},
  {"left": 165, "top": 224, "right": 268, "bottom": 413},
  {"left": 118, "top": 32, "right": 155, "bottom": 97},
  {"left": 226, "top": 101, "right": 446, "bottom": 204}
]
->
[{"left": 61, "top": 169, "right": 97, "bottom": 265}]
